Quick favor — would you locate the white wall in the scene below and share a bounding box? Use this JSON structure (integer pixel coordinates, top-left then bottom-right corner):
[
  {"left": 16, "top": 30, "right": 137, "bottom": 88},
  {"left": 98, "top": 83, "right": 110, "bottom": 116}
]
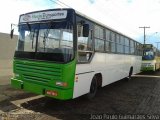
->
[{"left": 0, "top": 33, "right": 17, "bottom": 77}]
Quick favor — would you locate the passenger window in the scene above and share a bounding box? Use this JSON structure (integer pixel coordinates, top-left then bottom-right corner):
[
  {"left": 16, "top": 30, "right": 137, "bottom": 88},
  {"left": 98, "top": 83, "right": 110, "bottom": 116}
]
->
[
  {"left": 110, "top": 32, "right": 116, "bottom": 42},
  {"left": 106, "top": 29, "right": 110, "bottom": 41},
  {"left": 105, "top": 41, "right": 110, "bottom": 52},
  {"left": 95, "top": 39, "right": 104, "bottom": 51},
  {"left": 111, "top": 42, "right": 116, "bottom": 52},
  {"left": 94, "top": 25, "right": 105, "bottom": 52}
]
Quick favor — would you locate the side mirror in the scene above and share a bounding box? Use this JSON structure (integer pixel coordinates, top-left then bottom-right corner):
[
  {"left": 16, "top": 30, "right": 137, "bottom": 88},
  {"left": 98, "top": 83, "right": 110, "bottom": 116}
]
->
[
  {"left": 10, "top": 29, "right": 14, "bottom": 39},
  {"left": 83, "top": 24, "right": 89, "bottom": 37},
  {"left": 10, "top": 23, "right": 17, "bottom": 39}
]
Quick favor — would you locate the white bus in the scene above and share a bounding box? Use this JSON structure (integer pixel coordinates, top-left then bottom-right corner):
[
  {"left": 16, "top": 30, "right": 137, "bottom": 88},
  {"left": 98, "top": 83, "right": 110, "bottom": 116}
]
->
[{"left": 11, "top": 8, "right": 142, "bottom": 100}]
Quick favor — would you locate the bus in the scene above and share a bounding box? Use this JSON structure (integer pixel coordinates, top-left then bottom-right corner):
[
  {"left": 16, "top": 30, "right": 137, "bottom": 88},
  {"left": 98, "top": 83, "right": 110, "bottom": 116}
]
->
[
  {"left": 11, "top": 8, "right": 142, "bottom": 100},
  {"left": 141, "top": 44, "right": 160, "bottom": 71}
]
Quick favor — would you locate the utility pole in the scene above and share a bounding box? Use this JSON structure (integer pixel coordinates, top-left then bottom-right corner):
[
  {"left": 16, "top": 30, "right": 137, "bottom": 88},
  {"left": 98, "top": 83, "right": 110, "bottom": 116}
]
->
[
  {"left": 139, "top": 26, "right": 150, "bottom": 44},
  {"left": 155, "top": 42, "right": 160, "bottom": 49}
]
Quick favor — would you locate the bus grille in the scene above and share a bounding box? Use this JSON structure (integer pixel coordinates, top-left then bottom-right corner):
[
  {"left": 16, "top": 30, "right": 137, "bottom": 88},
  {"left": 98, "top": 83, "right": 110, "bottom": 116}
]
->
[{"left": 15, "top": 60, "right": 62, "bottom": 86}]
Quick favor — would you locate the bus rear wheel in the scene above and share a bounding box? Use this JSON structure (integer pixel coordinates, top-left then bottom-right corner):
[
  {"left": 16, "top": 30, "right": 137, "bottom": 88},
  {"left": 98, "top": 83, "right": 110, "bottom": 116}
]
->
[
  {"left": 126, "top": 67, "right": 133, "bottom": 81},
  {"left": 86, "top": 76, "right": 98, "bottom": 100}
]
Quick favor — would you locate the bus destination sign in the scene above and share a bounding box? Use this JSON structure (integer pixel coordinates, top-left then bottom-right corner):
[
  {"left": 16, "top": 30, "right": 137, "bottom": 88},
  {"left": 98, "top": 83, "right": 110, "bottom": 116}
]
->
[{"left": 20, "top": 10, "right": 67, "bottom": 23}]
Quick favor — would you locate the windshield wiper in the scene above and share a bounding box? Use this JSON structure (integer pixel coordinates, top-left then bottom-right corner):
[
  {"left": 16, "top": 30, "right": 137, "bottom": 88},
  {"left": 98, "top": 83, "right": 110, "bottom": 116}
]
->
[
  {"left": 43, "top": 22, "right": 53, "bottom": 51},
  {"left": 43, "top": 29, "right": 50, "bottom": 51},
  {"left": 31, "top": 31, "right": 35, "bottom": 49},
  {"left": 26, "top": 22, "right": 35, "bottom": 49}
]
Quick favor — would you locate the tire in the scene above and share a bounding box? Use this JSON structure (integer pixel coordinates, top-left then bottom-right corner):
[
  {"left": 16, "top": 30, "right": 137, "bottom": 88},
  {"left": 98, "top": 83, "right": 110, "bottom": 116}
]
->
[
  {"left": 86, "top": 76, "right": 98, "bottom": 100},
  {"left": 126, "top": 67, "right": 133, "bottom": 81}
]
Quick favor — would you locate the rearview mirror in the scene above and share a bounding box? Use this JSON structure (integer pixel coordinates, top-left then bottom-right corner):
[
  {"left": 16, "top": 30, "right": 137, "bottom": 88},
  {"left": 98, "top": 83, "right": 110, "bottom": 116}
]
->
[
  {"left": 10, "top": 23, "right": 17, "bottom": 39},
  {"left": 10, "top": 29, "right": 14, "bottom": 39},
  {"left": 83, "top": 24, "right": 89, "bottom": 37}
]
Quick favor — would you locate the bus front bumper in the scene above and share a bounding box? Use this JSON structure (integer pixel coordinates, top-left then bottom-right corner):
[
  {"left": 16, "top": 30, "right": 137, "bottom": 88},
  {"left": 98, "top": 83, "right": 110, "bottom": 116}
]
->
[
  {"left": 141, "top": 66, "right": 155, "bottom": 71},
  {"left": 11, "top": 78, "right": 73, "bottom": 100}
]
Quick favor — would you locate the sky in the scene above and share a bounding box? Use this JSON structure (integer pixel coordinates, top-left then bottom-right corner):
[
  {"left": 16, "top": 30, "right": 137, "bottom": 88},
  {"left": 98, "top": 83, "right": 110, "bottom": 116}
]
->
[{"left": 1, "top": 0, "right": 160, "bottom": 47}]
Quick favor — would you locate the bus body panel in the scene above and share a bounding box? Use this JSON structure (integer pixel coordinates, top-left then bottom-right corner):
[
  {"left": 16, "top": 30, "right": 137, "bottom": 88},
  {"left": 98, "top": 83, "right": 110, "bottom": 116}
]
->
[
  {"left": 130, "top": 55, "right": 142, "bottom": 74},
  {"left": 73, "top": 64, "right": 94, "bottom": 98},
  {"left": 91, "top": 53, "right": 141, "bottom": 86},
  {"left": 73, "top": 53, "right": 142, "bottom": 98},
  {"left": 11, "top": 59, "right": 76, "bottom": 100}
]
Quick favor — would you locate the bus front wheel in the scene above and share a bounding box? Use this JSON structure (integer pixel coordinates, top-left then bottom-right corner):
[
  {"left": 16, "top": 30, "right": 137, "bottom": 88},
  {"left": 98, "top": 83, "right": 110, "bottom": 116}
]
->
[{"left": 86, "top": 76, "right": 98, "bottom": 100}]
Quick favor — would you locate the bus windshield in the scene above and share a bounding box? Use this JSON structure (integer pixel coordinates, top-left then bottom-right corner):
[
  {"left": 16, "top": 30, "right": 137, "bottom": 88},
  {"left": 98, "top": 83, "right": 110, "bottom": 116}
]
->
[
  {"left": 16, "top": 21, "right": 74, "bottom": 62},
  {"left": 142, "top": 49, "right": 155, "bottom": 60}
]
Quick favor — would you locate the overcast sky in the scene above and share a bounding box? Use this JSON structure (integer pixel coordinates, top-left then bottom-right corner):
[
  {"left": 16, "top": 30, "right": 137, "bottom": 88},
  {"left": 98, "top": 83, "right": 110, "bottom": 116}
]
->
[{"left": 1, "top": 0, "right": 160, "bottom": 46}]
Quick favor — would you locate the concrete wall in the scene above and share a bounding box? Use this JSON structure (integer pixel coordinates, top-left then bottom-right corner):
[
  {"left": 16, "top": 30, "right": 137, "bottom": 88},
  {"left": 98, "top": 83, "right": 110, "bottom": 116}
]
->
[{"left": 0, "top": 33, "right": 18, "bottom": 77}]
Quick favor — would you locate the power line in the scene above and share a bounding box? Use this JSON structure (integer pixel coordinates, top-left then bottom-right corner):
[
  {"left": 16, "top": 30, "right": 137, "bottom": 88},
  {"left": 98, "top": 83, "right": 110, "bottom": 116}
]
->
[
  {"left": 56, "top": 0, "right": 72, "bottom": 8},
  {"left": 146, "top": 32, "right": 158, "bottom": 40},
  {"left": 49, "top": 0, "right": 72, "bottom": 8},
  {"left": 98, "top": 1, "right": 142, "bottom": 38},
  {"left": 49, "top": 0, "right": 64, "bottom": 8}
]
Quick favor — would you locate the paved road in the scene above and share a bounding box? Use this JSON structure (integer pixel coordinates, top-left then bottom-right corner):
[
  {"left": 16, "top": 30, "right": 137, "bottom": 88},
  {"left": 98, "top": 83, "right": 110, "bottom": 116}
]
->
[{"left": 0, "top": 71, "right": 160, "bottom": 120}]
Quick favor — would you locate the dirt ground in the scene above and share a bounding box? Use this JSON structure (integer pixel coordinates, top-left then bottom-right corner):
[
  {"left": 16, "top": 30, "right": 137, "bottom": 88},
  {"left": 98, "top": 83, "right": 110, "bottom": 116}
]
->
[{"left": 0, "top": 71, "right": 160, "bottom": 120}]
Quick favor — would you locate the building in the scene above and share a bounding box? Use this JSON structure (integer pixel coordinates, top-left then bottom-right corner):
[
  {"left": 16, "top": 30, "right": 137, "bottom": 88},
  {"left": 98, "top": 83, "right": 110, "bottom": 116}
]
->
[{"left": 0, "top": 32, "right": 17, "bottom": 78}]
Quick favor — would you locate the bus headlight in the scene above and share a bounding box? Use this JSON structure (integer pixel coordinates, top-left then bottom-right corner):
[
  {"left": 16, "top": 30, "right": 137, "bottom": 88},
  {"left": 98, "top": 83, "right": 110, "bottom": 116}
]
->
[{"left": 56, "top": 81, "right": 68, "bottom": 87}]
